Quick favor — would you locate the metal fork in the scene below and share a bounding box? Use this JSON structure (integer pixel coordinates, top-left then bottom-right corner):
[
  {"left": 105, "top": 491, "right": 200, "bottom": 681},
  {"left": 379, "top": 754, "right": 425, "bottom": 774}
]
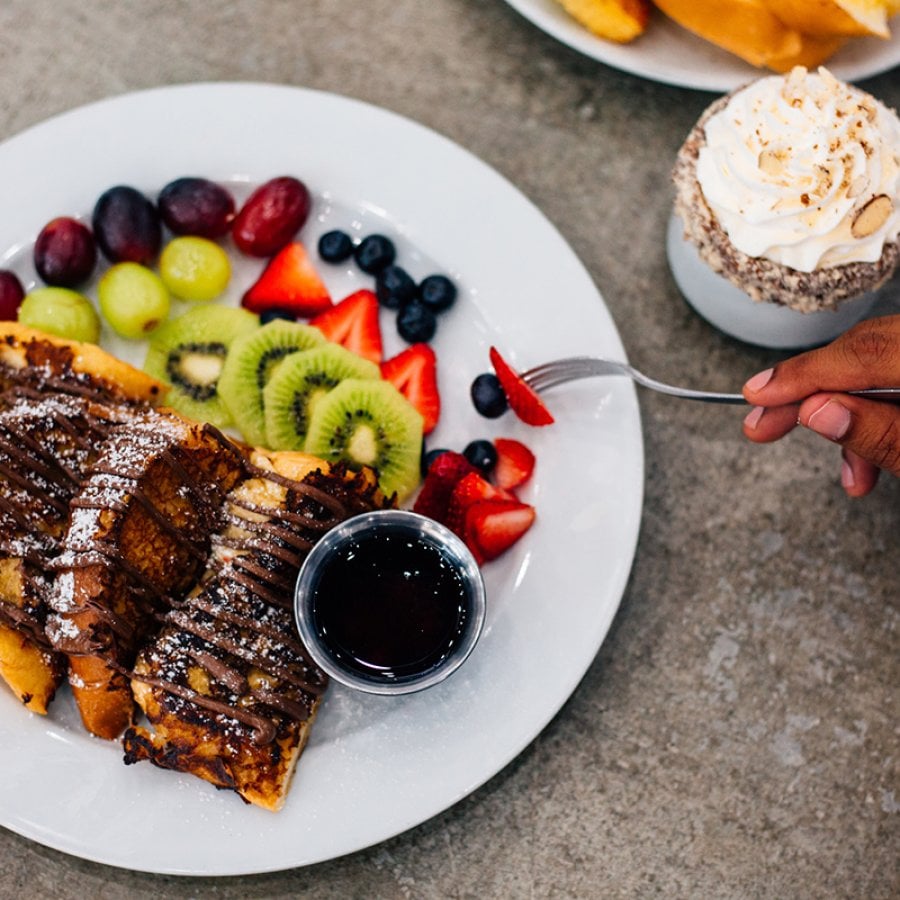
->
[{"left": 521, "top": 357, "right": 900, "bottom": 405}]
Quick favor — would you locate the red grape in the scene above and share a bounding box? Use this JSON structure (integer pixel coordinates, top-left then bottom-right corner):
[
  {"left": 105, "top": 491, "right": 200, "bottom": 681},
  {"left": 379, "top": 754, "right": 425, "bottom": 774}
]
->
[
  {"left": 232, "top": 176, "right": 310, "bottom": 257},
  {"left": 33, "top": 217, "right": 97, "bottom": 287},
  {"left": 0, "top": 270, "right": 25, "bottom": 320}
]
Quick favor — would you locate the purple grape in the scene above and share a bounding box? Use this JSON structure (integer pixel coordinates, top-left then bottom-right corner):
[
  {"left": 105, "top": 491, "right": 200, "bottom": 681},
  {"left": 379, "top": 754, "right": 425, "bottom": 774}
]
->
[
  {"left": 158, "top": 177, "right": 236, "bottom": 238},
  {"left": 0, "top": 270, "right": 25, "bottom": 321},
  {"left": 92, "top": 185, "right": 162, "bottom": 265},
  {"left": 33, "top": 217, "right": 97, "bottom": 287}
]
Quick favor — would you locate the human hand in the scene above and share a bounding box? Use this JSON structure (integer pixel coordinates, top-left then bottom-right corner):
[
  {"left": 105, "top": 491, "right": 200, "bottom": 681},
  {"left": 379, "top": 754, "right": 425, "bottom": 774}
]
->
[{"left": 741, "top": 315, "right": 900, "bottom": 497}]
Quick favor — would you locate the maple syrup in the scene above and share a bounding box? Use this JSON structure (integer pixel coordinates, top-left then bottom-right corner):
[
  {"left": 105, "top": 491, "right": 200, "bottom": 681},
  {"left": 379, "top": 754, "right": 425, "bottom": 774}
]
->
[{"left": 295, "top": 510, "right": 486, "bottom": 693}]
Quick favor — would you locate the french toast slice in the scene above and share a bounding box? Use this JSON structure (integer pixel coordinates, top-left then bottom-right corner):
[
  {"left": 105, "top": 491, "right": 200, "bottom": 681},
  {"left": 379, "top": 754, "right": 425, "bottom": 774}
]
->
[
  {"left": 0, "top": 322, "right": 166, "bottom": 405},
  {"left": 0, "top": 387, "right": 152, "bottom": 712},
  {"left": 0, "top": 326, "right": 164, "bottom": 714},
  {"left": 46, "top": 411, "right": 246, "bottom": 739},
  {"left": 123, "top": 453, "right": 387, "bottom": 811}
]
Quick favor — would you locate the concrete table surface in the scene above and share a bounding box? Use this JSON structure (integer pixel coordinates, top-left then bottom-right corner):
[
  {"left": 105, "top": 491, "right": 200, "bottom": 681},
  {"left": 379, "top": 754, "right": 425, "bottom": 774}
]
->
[{"left": 0, "top": 1, "right": 897, "bottom": 897}]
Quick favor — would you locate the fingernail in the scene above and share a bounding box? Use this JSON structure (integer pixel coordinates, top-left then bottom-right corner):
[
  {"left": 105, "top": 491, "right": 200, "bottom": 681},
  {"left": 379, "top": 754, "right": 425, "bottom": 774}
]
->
[
  {"left": 745, "top": 368, "right": 774, "bottom": 393},
  {"left": 841, "top": 458, "right": 855, "bottom": 489},
  {"left": 743, "top": 406, "right": 765, "bottom": 429},
  {"left": 806, "top": 399, "right": 851, "bottom": 441}
]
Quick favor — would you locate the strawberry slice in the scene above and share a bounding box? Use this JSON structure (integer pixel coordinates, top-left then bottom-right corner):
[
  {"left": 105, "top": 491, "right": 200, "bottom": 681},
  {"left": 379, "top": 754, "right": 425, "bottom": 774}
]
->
[
  {"left": 242, "top": 241, "right": 332, "bottom": 316},
  {"left": 444, "top": 471, "right": 515, "bottom": 538},
  {"left": 464, "top": 498, "right": 536, "bottom": 562},
  {"left": 310, "top": 289, "right": 383, "bottom": 363},
  {"left": 492, "top": 438, "right": 536, "bottom": 491},
  {"left": 489, "top": 346, "right": 554, "bottom": 426},
  {"left": 381, "top": 343, "right": 440, "bottom": 435},
  {"left": 412, "top": 450, "right": 474, "bottom": 524}
]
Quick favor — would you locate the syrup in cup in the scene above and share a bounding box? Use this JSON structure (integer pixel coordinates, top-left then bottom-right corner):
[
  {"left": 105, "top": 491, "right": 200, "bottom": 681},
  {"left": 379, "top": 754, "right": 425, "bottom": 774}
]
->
[{"left": 294, "top": 510, "right": 486, "bottom": 695}]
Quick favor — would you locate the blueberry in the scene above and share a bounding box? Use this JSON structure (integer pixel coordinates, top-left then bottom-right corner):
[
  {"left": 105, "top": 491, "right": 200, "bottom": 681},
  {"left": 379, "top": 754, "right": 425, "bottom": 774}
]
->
[
  {"left": 375, "top": 264, "right": 417, "bottom": 309},
  {"left": 317, "top": 229, "right": 354, "bottom": 263},
  {"left": 463, "top": 439, "right": 497, "bottom": 475},
  {"left": 397, "top": 300, "right": 437, "bottom": 343},
  {"left": 471, "top": 372, "right": 508, "bottom": 418},
  {"left": 421, "top": 446, "right": 450, "bottom": 476},
  {"left": 419, "top": 274, "right": 457, "bottom": 313},
  {"left": 259, "top": 308, "right": 296, "bottom": 324},
  {"left": 354, "top": 234, "right": 396, "bottom": 274}
]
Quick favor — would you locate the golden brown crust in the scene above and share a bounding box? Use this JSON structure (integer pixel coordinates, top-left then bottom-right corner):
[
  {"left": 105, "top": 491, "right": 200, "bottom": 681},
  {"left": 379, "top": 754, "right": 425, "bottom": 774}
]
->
[
  {"left": 47, "top": 414, "right": 246, "bottom": 738},
  {"left": 0, "top": 622, "right": 64, "bottom": 713},
  {"left": 124, "top": 678, "right": 320, "bottom": 811},
  {"left": 0, "top": 390, "right": 143, "bottom": 715},
  {"left": 0, "top": 322, "right": 166, "bottom": 404},
  {"left": 123, "top": 459, "right": 388, "bottom": 810}
]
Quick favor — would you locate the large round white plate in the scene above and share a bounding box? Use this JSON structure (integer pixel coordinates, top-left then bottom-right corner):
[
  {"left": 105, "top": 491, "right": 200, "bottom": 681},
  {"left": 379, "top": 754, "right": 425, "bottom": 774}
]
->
[
  {"left": 503, "top": 0, "right": 900, "bottom": 91},
  {"left": 0, "top": 83, "right": 643, "bottom": 876}
]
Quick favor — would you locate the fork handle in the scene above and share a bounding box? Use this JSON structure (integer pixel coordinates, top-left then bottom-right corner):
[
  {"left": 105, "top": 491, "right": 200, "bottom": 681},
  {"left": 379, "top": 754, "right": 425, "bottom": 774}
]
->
[{"left": 665, "top": 388, "right": 900, "bottom": 405}]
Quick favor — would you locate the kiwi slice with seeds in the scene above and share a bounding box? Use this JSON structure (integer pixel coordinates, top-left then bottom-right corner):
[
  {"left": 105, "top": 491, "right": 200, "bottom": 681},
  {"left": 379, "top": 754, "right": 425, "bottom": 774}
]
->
[
  {"left": 303, "top": 378, "right": 423, "bottom": 502},
  {"left": 263, "top": 343, "right": 380, "bottom": 451},
  {"left": 217, "top": 319, "right": 325, "bottom": 446},
  {"left": 143, "top": 304, "right": 259, "bottom": 427}
]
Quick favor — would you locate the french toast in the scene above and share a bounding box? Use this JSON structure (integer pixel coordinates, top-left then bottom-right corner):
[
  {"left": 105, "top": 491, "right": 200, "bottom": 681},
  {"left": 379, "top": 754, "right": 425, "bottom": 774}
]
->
[
  {"left": 46, "top": 412, "right": 247, "bottom": 739},
  {"left": 123, "top": 453, "right": 387, "bottom": 810},
  {"left": 0, "top": 388, "right": 150, "bottom": 713},
  {"left": 0, "top": 326, "right": 166, "bottom": 714},
  {"left": 0, "top": 322, "right": 166, "bottom": 405}
]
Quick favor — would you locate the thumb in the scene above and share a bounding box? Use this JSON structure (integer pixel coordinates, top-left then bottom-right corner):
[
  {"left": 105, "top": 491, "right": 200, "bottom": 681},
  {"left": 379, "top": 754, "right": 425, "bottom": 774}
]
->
[{"left": 800, "top": 394, "right": 900, "bottom": 478}]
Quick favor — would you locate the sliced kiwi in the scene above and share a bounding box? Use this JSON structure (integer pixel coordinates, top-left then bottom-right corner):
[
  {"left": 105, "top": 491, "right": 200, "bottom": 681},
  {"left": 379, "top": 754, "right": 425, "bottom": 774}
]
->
[
  {"left": 263, "top": 344, "right": 380, "bottom": 451},
  {"left": 143, "top": 304, "right": 259, "bottom": 427},
  {"left": 217, "top": 319, "right": 325, "bottom": 446},
  {"left": 303, "top": 378, "right": 424, "bottom": 501}
]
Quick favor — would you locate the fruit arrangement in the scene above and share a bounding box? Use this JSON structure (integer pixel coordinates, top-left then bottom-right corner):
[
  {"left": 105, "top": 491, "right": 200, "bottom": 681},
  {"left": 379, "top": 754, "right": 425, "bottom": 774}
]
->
[
  {"left": 0, "top": 174, "right": 550, "bottom": 565},
  {"left": 413, "top": 438, "right": 538, "bottom": 565},
  {"left": 552, "top": 0, "right": 900, "bottom": 72}
]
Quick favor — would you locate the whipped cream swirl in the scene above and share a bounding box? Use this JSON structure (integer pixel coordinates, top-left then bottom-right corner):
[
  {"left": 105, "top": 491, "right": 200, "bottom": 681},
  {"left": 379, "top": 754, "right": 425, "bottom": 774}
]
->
[{"left": 696, "top": 66, "right": 900, "bottom": 272}]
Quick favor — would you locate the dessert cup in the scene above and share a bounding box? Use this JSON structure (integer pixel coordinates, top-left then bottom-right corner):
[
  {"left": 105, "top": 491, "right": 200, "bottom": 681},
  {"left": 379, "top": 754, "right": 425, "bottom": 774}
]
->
[
  {"left": 669, "top": 66, "right": 900, "bottom": 349},
  {"left": 666, "top": 213, "right": 880, "bottom": 348}
]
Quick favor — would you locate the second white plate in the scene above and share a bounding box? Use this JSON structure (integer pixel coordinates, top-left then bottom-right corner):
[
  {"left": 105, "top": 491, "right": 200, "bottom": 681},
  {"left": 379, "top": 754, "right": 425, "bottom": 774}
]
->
[{"left": 504, "top": 0, "right": 900, "bottom": 91}]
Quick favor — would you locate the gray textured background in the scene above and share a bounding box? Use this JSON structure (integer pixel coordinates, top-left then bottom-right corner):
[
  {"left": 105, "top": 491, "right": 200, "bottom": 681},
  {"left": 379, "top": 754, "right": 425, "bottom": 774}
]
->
[{"left": 1, "top": 1, "right": 898, "bottom": 897}]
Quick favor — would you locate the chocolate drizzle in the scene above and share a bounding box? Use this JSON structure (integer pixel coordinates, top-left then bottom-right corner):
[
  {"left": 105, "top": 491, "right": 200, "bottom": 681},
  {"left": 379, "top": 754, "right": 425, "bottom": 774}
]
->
[
  {"left": 45, "top": 417, "right": 244, "bottom": 665},
  {"left": 0, "top": 389, "right": 129, "bottom": 644},
  {"left": 0, "top": 345, "right": 384, "bottom": 769},
  {"left": 127, "top": 464, "right": 385, "bottom": 747}
]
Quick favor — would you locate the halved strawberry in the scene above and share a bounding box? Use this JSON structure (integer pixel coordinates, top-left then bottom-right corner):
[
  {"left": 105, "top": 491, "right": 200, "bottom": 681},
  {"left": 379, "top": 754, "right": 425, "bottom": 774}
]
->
[
  {"left": 412, "top": 450, "right": 474, "bottom": 524},
  {"left": 492, "top": 438, "right": 536, "bottom": 491},
  {"left": 489, "top": 346, "right": 554, "bottom": 426},
  {"left": 464, "top": 498, "right": 536, "bottom": 562},
  {"left": 381, "top": 343, "right": 440, "bottom": 435},
  {"left": 242, "top": 241, "right": 332, "bottom": 316},
  {"left": 310, "top": 289, "right": 383, "bottom": 363},
  {"left": 444, "top": 471, "right": 515, "bottom": 538}
]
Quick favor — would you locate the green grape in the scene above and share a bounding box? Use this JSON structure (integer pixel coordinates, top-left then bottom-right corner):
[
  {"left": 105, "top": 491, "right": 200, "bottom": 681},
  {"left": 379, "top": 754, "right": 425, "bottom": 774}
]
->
[
  {"left": 98, "top": 262, "right": 171, "bottom": 339},
  {"left": 159, "top": 236, "right": 231, "bottom": 301},
  {"left": 18, "top": 287, "right": 101, "bottom": 343}
]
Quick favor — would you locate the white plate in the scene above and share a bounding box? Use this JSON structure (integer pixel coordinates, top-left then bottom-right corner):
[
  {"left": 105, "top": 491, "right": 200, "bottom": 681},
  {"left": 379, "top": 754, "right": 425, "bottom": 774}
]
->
[
  {"left": 0, "top": 83, "right": 643, "bottom": 876},
  {"left": 503, "top": 0, "right": 900, "bottom": 91}
]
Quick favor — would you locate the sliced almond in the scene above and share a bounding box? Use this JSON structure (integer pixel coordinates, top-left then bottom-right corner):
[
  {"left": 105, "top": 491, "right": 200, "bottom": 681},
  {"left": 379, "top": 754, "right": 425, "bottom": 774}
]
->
[
  {"left": 758, "top": 149, "right": 786, "bottom": 176},
  {"left": 851, "top": 194, "right": 893, "bottom": 238}
]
